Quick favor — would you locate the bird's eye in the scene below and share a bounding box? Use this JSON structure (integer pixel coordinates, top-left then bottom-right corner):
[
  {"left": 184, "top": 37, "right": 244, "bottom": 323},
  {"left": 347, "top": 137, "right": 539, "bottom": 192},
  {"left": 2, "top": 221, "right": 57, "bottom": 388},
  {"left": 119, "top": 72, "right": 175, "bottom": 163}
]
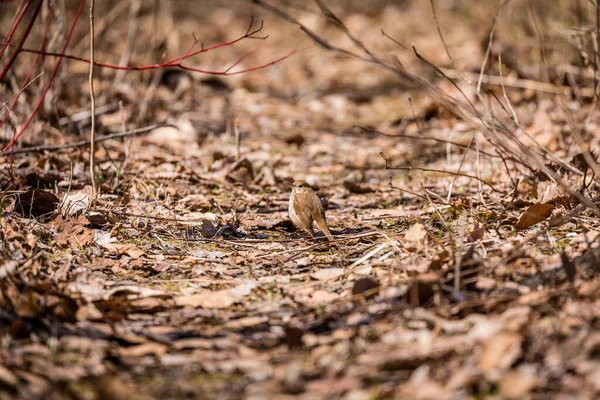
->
[{"left": 298, "top": 184, "right": 303, "bottom": 188}]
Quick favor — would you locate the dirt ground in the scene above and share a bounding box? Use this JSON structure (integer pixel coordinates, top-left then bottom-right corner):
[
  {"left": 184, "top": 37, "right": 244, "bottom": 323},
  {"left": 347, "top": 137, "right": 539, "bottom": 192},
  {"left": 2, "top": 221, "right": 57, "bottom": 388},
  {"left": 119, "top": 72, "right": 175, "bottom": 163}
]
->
[{"left": 2, "top": 1, "right": 600, "bottom": 399}]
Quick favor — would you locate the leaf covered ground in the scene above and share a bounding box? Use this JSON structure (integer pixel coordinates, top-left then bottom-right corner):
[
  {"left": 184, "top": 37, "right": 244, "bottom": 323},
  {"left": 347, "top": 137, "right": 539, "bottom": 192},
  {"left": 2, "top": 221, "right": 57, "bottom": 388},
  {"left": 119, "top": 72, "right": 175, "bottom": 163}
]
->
[{"left": 2, "top": 1, "right": 600, "bottom": 399}]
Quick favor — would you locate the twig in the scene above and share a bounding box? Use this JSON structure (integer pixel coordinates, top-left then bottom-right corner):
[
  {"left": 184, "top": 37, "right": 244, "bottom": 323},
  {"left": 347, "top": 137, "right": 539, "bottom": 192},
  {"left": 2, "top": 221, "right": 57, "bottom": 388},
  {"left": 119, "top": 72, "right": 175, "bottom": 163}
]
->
[
  {"left": 355, "top": 125, "right": 500, "bottom": 159},
  {"left": 234, "top": 118, "right": 241, "bottom": 160},
  {"left": 379, "top": 152, "right": 503, "bottom": 194},
  {"left": 0, "top": 0, "right": 43, "bottom": 82},
  {"left": 596, "top": 0, "right": 600, "bottom": 98},
  {"left": 444, "top": 67, "right": 595, "bottom": 98},
  {"left": 477, "top": 0, "right": 511, "bottom": 93},
  {"left": 0, "top": 2, "right": 51, "bottom": 130},
  {"left": 58, "top": 103, "right": 119, "bottom": 125},
  {"left": 12, "top": 18, "right": 301, "bottom": 76},
  {"left": 429, "top": 0, "right": 470, "bottom": 84},
  {"left": 447, "top": 138, "right": 473, "bottom": 202},
  {"left": 0, "top": 123, "right": 171, "bottom": 156},
  {"left": 349, "top": 241, "right": 390, "bottom": 268},
  {"left": 89, "top": 0, "right": 97, "bottom": 194},
  {"left": 1, "top": 0, "right": 87, "bottom": 152},
  {"left": 114, "top": 0, "right": 141, "bottom": 83},
  {"left": 0, "top": 71, "right": 44, "bottom": 122},
  {"left": 498, "top": 54, "right": 519, "bottom": 124}
]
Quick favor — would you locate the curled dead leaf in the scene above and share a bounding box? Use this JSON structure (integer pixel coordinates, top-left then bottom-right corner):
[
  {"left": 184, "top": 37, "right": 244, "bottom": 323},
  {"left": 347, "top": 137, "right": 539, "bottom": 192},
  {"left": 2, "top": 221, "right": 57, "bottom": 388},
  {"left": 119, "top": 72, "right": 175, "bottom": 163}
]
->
[{"left": 15, "top": 189, "right": 59, "bottom": 218}]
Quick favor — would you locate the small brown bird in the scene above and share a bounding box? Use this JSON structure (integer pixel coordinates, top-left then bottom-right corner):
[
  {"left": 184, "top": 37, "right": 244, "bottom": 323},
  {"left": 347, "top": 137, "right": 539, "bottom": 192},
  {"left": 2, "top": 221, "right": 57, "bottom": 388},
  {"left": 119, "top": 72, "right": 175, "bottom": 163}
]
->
[{"left": 288, "top": 180, "right": 333, "bottom": 240}]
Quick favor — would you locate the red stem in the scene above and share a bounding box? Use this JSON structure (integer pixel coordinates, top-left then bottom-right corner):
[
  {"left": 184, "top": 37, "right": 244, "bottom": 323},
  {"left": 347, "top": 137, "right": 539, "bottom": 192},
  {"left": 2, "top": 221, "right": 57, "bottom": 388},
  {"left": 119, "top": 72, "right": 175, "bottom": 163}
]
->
[
  {"left": 0, "top": 0, "right": 43, "bottom": 81},
  {"left": 0, "top": 1, "right": 52, "bottom": 130},
  {"left": 2, "top": 0, "right": 86, "bottom": 152},
  {"left": 0, "top": 0, "right": 33, "bottom": 62},
  {"left": 15, "top": 30, "right": 264, "bottom": 71}
]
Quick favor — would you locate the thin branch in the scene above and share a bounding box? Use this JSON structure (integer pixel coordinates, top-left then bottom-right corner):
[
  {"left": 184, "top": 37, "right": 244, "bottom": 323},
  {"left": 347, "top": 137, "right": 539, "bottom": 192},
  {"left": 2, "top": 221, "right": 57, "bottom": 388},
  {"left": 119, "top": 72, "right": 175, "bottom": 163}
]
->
[
  {"left": 1, "top": 0, "right": 87, "bottom": 152},
  {"left": 11, "top": 18, "right": 296, "bottom": 76},
  {"left": 429, "top": 0, "right": 470, "bottom": 84},
  {"left": 0, "top": 123, "right": 172, "bottom": 156},
  {"left": 355, "top": 125, "right": 500, "bottom": 159},
  {"left": 0, "top": 0, "right": 32, "bottom": 62},
  {"left": 498, "top": 53, "right": 519, "bottom": 124},
  {"left": 447, "top": 138, "right": 474, "bottom": 202},
  {"left": 0, "top": 2, "right": 43, "bottom": 135},
  {"left": 89, "top": 0, "right": 97, "bottom": 194},
  {"left": 0, "top": 71, "right": 44, "bottom": 121},
  {"left": 477, "top": 0, "right": 511, "bottom": 93},
  {"left": 380, "top": 152, "right": 503, "bottom": 194},
  {"left": 0, "top": 0, "right": 52, "bottom": 130}
]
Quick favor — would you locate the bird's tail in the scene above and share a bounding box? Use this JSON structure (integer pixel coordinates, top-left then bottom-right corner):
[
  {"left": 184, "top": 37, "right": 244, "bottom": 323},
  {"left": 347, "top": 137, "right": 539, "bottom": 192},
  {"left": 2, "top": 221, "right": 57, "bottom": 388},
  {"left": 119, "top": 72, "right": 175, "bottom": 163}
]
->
[{"left": 316, "top": 219, "right": 334, "bottom": 241}]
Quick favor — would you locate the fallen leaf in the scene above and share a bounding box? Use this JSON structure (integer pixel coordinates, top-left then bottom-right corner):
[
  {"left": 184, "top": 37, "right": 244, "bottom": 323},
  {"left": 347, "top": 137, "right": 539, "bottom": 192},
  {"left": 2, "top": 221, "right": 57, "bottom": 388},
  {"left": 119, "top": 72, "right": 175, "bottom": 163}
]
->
[
  {"left": 225, "top": 316, "right": 267, "bottom": 330},
  {"left": 95, "top": 231, "right": 117, "bottom": 247},
  {"left": 301, "top": 290, "right": 339, "bottom": 306},
  {"left": 51, "top": 214, "right": 94, "bottom": 247},
  {"left": 172, "top": 338, "right": 213, "bottom": 350},
  {"left": 515, "top": 203, "right": 554, "bottom": 229},
  {"left": 344, "top": 180, "right": 374, "bottom": 194},
  {"left": 178, "top": 194, "right": 211, "bottom": 211},
  {"left": 310, "top": 268, "right": 345, "bottom": 281},
  {"left": 0, "top": 365, "right": 18, "bottom": 387},
  {"left": 119, "top": 342, "right": 168, "bottom": 358},
  {"left": 499, "top": 369, "right": 538, "bottom": 399},
  {"left": 226, "top": 157, "right": 254, "bottom": 184},
  {"left": 405, "top": 223, "right": 427, "bottom": 242},
  {"left": 480, "top": 332, "right": 522, "bottom": 372},
  {"left": 175, "top": 281, "right": 256, "bottom": 309},
  {"left": 351, "top": 277, "right": 380, "bottom": 299},
  {"left": 102, "top": 243, "right": 145, "bottom": 258},
  {"left": 0, "top": 261, "right": 17, "bottom": 279},
  {"left": 61, "top": 186, "right": 92, "bottom": 216},
  {"left": 14, "top": 189, "right": 59, "bottom": 218},
  {"left": 468, "top": 220, "right": 484, "bottom": 242}
]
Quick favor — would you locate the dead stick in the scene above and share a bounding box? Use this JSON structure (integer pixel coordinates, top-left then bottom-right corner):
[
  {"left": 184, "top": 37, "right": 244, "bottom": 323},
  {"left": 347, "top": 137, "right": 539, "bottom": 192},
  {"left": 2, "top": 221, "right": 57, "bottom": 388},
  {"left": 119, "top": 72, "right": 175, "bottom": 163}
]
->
[
  {"left": 89, "top": 0, "right": 97, "bottom": 194},
  {"left": 0, "top": 124, "right": 173, "bottom": 156}
]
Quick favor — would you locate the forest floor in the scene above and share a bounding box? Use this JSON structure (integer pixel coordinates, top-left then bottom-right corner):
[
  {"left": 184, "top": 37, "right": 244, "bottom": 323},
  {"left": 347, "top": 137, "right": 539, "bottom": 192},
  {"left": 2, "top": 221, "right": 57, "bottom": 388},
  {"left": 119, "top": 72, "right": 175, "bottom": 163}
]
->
[{"left": 2, "top": 1, "right": 600, "bottom": 399}]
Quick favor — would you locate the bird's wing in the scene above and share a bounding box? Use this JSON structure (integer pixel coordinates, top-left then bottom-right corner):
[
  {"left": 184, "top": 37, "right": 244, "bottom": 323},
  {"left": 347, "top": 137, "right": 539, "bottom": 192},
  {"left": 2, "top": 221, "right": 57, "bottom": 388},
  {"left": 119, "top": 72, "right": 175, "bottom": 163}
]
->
[
  {"left": 310, "top": 195, "right": 333, "bottom": 240},
  {"left": 293, "top": 194, "right": 314, "bottom": 233}
]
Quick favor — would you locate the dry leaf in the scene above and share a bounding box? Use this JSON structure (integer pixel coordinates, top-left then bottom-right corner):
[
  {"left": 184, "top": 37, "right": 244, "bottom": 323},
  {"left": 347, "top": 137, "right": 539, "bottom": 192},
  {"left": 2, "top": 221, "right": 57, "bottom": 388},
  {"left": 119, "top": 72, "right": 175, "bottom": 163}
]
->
[
  {"left": 61, "top": 186, "right": 92, "bottom": 216},
  {"left": 175, "top": 290, "right": 236, "bottom": 308},
  {"left": 0, "top": 365, "right": 18, "bottom": 387},
  {"left": 51, "top": 214, "right": 94, "bottom": 247},
  {"left": 175, "top": 281, "right": 256, "bottom": 309},
  {"left": 480, "top": 332, "right": 522, "bottom": 372},
  {"left": 310, "top": 268, "right": 345, "bottom": 281},
  {"left": 103, "top": 243, "right": 145, "bottom": 258},
  {"left": 119, "top": 342, "right": 168, "bottom": 358},
  {"left": 14, "top": 189, "right": 59, "bottom": 218},
  {"left": 499, "top": 370, "right": 538, "bottom": 399},
  {"left": 352, "top": 277, "right": 380, "bottom": 299},
  {"left": 405, "top": 223, "right": 427, "bottom": 242},
  {"left": 515, "top": 203, "right": 554, "bottom": 229},
  {"left": 344, "top": 180, "right": 374, "bottom": 194}
]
